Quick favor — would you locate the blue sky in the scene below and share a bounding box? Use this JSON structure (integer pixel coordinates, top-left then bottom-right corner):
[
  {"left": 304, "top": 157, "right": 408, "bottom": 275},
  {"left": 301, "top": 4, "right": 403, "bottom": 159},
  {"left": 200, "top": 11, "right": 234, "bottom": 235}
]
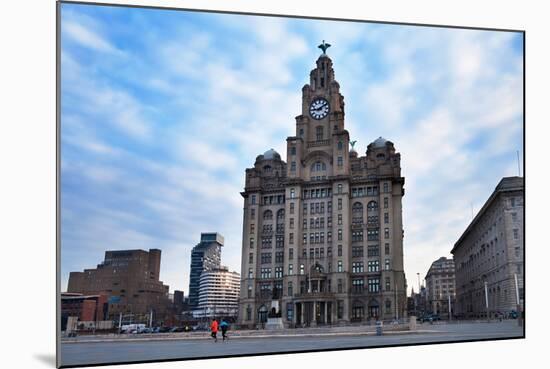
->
[{"left": 60, "top": 3, "right": 523, "bottom": 294}]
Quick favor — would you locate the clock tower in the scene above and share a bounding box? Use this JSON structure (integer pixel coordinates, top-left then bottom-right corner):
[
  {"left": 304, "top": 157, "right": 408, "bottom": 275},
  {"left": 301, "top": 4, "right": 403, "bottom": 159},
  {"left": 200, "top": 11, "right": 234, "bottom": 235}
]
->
[{"left": 238, "top": 42, "right": 407, "bottom": 328}]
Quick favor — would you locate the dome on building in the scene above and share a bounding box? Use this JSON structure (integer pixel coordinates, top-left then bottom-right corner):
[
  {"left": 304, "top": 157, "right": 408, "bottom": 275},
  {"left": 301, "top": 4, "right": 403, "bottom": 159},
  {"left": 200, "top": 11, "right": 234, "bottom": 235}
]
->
[
  {"left": 372, "top": 136, "right": 389, "bottom": 148},
  {"left": 263, "top": 148, "right": 281, "bottom": 160}
]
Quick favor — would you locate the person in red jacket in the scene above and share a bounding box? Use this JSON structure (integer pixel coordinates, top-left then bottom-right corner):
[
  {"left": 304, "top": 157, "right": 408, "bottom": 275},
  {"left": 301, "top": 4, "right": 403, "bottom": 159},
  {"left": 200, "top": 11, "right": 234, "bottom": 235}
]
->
[{"left": 210, "top": 318, "right": 219, "bottom": 342}]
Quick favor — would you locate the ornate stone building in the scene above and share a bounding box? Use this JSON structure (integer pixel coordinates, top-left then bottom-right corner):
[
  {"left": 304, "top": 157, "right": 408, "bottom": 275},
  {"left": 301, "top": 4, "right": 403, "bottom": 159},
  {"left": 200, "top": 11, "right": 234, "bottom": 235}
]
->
[
  {"left": 424, "top": 256, "right": 456, "bottom": 319},
  {"left": 237, "top": 45, "right": 406, "bottom": 328},
  {"left": 452, "top": 176, "right": 524, "bottom": 318}
]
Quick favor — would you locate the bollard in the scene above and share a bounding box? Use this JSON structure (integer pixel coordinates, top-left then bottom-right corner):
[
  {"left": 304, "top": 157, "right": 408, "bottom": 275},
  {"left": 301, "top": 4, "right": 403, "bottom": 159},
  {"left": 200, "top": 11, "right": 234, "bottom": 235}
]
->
[{"left": 376, "top": 321, "right": 383, "bottom": 336}]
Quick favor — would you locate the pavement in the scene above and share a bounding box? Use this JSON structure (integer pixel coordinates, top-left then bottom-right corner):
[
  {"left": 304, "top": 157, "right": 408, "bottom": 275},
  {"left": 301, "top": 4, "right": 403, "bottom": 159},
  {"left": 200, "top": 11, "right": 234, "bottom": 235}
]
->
[{"left": 59, "top": 321, "right": 523, "bottom": 367}]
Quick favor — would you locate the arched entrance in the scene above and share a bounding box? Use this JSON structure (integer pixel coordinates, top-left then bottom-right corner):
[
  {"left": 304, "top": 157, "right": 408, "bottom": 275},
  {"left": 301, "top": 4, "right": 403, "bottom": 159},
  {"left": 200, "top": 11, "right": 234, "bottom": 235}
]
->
[{"left": 258, "top": 305, "right": 268, "bottom": 323}]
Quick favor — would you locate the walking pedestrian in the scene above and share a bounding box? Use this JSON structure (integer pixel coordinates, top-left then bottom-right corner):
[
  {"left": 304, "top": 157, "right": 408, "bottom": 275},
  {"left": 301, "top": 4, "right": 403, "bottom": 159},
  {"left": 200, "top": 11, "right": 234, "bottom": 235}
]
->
[
  {"left": 210, "top": 318, "right": 218, "bottom": 343},
  {"left": 220, "top": 319, "right": 229, "bottom": 341}
]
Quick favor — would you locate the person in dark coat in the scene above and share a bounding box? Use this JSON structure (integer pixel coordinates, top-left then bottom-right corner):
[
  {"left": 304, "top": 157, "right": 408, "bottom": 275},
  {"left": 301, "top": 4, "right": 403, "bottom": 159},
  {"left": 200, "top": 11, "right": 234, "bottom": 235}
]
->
[{"left": 220, "top": 319, "right": 229, "bottom": 341}]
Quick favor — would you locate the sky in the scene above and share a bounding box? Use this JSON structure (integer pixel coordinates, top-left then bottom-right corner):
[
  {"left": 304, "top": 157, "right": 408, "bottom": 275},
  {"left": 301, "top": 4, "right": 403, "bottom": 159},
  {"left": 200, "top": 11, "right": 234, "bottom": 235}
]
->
[{"left": 60, "top": 3, "right": 523, "bottom": 295}]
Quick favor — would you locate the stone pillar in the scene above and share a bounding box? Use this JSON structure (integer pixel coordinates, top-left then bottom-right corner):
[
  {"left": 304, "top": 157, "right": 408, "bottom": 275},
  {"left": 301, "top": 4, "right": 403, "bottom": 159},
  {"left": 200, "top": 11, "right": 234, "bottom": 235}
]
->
[
  {"left": 409, "top": 315, "right": 417, "bottom": 331},
  {"left": 323, "top": 301, "right": 327, "bottom": 325},
  {"left": 312, "top": 301, "right": 317, "bottom": 327},
  {"left": 300, "top": 302, "right": 305, "bottom": 327}
]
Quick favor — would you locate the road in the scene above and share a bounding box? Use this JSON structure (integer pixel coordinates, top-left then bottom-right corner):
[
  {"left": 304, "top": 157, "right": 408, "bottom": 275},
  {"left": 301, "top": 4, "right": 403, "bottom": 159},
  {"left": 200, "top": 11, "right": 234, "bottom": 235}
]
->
[{"left": 60, "top": 321, "right": 523, "bottom": 367}]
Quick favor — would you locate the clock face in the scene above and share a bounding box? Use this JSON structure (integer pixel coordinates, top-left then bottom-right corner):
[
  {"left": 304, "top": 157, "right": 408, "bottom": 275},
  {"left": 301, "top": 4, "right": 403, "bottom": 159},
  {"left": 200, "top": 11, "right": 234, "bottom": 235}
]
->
[{"left": 309, "top": 98, "right": 330, "bottom": 120}]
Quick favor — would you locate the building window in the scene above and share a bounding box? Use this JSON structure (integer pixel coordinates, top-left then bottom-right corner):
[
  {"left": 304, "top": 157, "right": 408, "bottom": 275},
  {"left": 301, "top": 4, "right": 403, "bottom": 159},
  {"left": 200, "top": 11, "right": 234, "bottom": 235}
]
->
[
  {"left": 385, "top": 243, "right": 390, "bottom": 255},
  {"left": 248, "top": 285, "right": 252, "bottom": 298},
  {"left": 352, "top": 262, "right": 364, "bottom": 273},
  {"left": 513, "top": 229, "right": 519, "bottom": 240},
  {"left": 327, "top": 231, "right": 332, "bottom": 243},
  {"left": 352, "top": 202, "right": 364, "bottom": 224},
  {"left": 327, "top": 246, "right": 332, "bottom": 257},
  {"left": 352, "top": 246, "right": 364, "bottom": 257},
  {"left": 352, "top": 278, "right": 365, "bottom": 292},
  {"left": 289, "top": 218, "right": 294, "bottom": 229},
  {"left": 263, "top": 210, "right": 273, "bottom": 220},
  {"left": 248, "top": 268, "right": 253, "bottom": 278},
  {"left": 367, "top": 260, "right": 379, "bottom": 272},
  {"left": 260, "top": 268, "right": 272, "bottom": 279},
  {"left": 251, "top": 195, "right": 256, "bottom": 205},
  {"left": 337, "top": 280, "right": 343, "bottom": 294},
  {"left": 385, "top": 259, "right": 390, "bottom": 270},
  {"left": 367, "top": 245, "right": 379, "bottom": 257},
  {"left": 367, "top": 201, "right": 378, "bottom": 212},
  {"left": 303, "top": 233, "right": 307, "bottom": 245},
  {"left": 337, "top": 156, "right": 343, "bottom": 167},
  {"left": 338, "top": 214, "right": 343, "bottom": 225},
  {"left": 338, "top": 229, "right": 343, "bottom": 241},
  {"left": 250, "top": 208, "right": 255, "bottom": 218},
  {"left": 384, "top": 197, "right": 388, "bottom": 209},
  {"left": 289, "top": 233, "right": 294, "bottom": 244},
  {"left": 290, "top": 202, "right": 295, "bottom": 214},
  {"left": 290, "top": 188, "right": 296, "bottom": 199},
  {"left": 385, "top": 300, "right": 391, "bottom": 313},
  {"left": 352, "top": 230, "right": 363, "bottom": 242},
  {"left": 300, "top": 264, "right": 304, "bottom": 275},
  {"left": 288, "top": 264, "right": 293, "bottom": 275},
  {"left": 338, "top": 260, "right": 343, "bottom": 272},
  {"left": 367, "top": 228, "right": 379, "bottom": 241},
  {"left": 275, "top": 251, "right": 284, "bottom": 263},
  {"left": 368, "top": 278, "right": 380, "bottom": 293},
  {"left": 384, "top": 213, "right": 389, "bottom": 224},
  {"left": 511, "top": 212, "right": 517, "bottom": 222},
  {"left": 249, "top": 253, "right": 253, "bottom": 264},
  {"left": 303, "top": 203, "right": 307, "bottom": 215},
  {"left": 250, "top": 224, "right": 255, "bottom": 233},
  {"left": 383, "top": 182, "right": 389, "bottom": 193},
  {"left": 384, "top": 228, "right": 390, "bottom": 239},
  {"left": 290, "top": 146, "right": 296, "bottom": 155},
  {"left": 261, "top": 253, "right": 272, "bottom": 264},
  {"left": 287, "top": 282, "right": 293, "bottom": 297},
  {"left": 275, "top": 267, "right": 283, "bottom": 278},
  {"left": 246, "top": 306, "right": 252, "bottom": 320},
  {"left": 289, "top": 248, "right": 294, "bottom": 260},
  {"left": 316, "top": 126, "right": 324, "bottom": 141},
  {"left": 250, "top": 237, "right": 255, "bottom": 249},
  {"left": 299, "top": 128, "right": 304, "bottom": 136},
  {"left": 338, "top": 244, "right": 342, "bottom": 256},
  {"left": 510, "top": 197, "right": 516, "bottom": 207},
  {"left": 338, "top": 141, "right": 343, "bottom": 150},
  {"left": 338, "top": 184, "right": 343, "bottom": 194},
  {"left": 385, "top": 277, "right": 391, "bottom": 291}
]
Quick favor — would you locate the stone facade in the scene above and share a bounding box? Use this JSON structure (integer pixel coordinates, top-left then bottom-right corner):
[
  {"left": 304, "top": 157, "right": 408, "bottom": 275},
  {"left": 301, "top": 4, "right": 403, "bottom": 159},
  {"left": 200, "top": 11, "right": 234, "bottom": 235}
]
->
[
  {"left": 425, "top": 257, "right": 456, "bottom": 318},
  {"left": 238, "top": 51, "right": 406, "bottom": 328},
  {"left": 451, "top": 177, "right": 524, "bottom": 318},
  {"left": 67, "top": 249, "right": 171, "bottom": 320}
]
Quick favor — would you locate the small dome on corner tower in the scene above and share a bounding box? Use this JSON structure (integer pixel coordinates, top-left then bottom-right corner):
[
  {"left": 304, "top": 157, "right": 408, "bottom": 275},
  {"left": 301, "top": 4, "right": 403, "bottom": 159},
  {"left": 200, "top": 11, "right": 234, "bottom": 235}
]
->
[
  {"left": 263, "top": 148, "right": 281, "bottom": 160},
  {"left": 372, "top": 137, "right": 389, "bottom": 148}
]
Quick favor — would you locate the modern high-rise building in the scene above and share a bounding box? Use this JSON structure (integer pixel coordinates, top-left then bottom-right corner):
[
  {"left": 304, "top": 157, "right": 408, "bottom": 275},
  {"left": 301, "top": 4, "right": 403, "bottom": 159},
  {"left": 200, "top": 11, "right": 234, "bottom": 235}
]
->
[
  {"left": 67, "top": 248, "right": 171, "bottom": 320},
  {"left": 188, "top": 233, "right": 223, "bottom": 309},
  {"left": 424, "top": 256, "right": 456, "bottom": 319},
  {"left": 194, "top": 266, "right": 240, "bottom": 319},
  {"left": 238, "top": 44, "right": 407, "bottom": 328},
  {"left": 452, "top": 176, "right": 524, "bottom": 318}
]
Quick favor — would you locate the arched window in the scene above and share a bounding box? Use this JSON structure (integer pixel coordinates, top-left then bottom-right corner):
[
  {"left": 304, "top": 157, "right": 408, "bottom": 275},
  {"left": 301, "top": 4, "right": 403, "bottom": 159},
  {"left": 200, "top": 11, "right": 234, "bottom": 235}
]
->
[
  {"left": 352, "top": 301, "right": 365, "bottom": 321},
  {"left": 263, "top": 210, "right": 273, "bottom": 220},
  {"left": 263, "top": 165, "right": 272, "bottom": 172},
  {"left": 310, "top": 161, "right": 327, "bottom": 172},
  {"left": 316, "top": 126, "right": 324, "bottom": 141},
  {"left": 276, "top": 209, "right": 285, "bottom": 222},
  {"left": 352, "top": 202, "right": 363, "bottom": 225},
  {"left": 337, "top": 140, "right": 343, "bottom": 150},
  {"left": 367, "top": 201, "right": 378, "bottom": 212}
]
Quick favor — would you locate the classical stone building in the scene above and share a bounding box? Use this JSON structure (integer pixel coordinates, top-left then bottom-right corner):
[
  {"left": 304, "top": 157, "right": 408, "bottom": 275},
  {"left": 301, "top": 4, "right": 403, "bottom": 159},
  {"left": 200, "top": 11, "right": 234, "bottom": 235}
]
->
[
  {"left": 67, "top": 249, "right": 171, "bottom": 320},
  {"left": 188, "top": 233, "right": 223, "bottom": 310},
  {"left": 424, "top": 256, "right": 456, "bottom": 319},
  {"left": 238, "top": 45, "right": 406, "bottom": 328},
  {"left": 451, "top": 176, "right": 524, "bottom": 318}
]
